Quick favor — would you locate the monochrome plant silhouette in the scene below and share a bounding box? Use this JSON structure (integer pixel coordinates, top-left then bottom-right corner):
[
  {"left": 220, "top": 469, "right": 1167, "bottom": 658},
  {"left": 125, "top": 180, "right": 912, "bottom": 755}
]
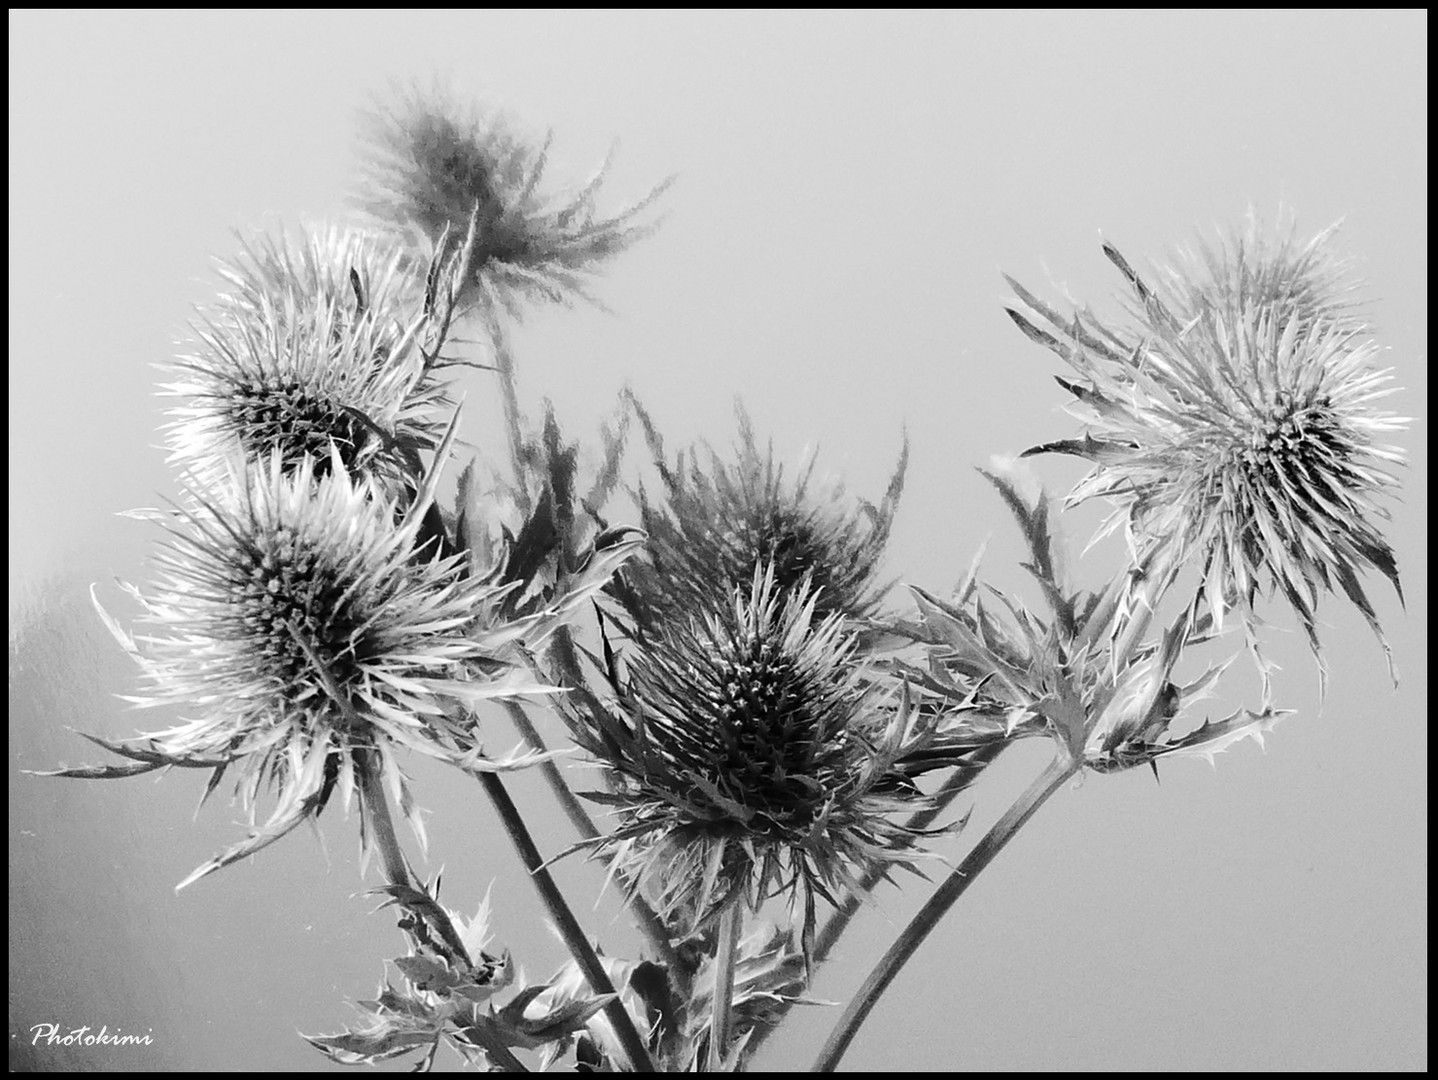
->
[{"left": 39, "top": 84, "right": 1408, "bottom": 1072}]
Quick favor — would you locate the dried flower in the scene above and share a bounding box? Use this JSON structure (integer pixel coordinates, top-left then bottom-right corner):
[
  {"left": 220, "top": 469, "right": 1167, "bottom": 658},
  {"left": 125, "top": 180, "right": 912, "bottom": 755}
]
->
[
  {"left": 162, "top": 224, "right": 450, "bottom": 492},
  {"left": 568, "top": 564, "right": 945, "bottom": 953},
  {"left": 613, "top": 398, "right": 906, "bottom": 640},
  {"left": 1006, "top": 218, "right": 1407, "bottom": 683},
  {"left": 355, "top": 83, "right": 670, "bottom": 317},
  {"left": 54, "top": 448, "right": 557, "bottom": 889}
]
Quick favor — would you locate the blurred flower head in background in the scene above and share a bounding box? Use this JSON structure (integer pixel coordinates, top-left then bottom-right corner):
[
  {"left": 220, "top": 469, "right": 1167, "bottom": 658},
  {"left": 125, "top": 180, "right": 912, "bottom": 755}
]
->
[
  {"left": 1006, "top": 217, "right": 1407, "bottom": 684},
  {"left": 354, "top": 83, "right": 671, "bottom": 318}
]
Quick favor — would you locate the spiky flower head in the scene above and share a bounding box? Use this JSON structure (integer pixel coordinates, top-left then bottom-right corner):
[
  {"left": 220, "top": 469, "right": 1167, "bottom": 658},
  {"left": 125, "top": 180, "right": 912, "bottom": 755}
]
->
[
  {"left": 161, "top": 224, "right": 450, "bottom": 493},
  {"left": 569, "top": 564, "right": 943, "bottom": 952},
  {"left": 355, "top": 83, "right": 671, "bottom": 317},
  {"left": 612, "top": 399, "right": 906, "bottom": 639},
  {"left": 62, "top": 449, "right": 556, "bottom": 889},
  {"left": 1005, "top": 218, "right": 1407, "bottom": 683}
]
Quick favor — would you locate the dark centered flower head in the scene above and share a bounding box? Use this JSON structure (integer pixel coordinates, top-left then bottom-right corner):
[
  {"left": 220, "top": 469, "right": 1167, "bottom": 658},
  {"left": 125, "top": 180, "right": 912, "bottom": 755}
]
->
[
  {"left": 163, "top": 224, "right": 449, "bottom": 493},
  {"left": 355, "top": 83, "right": 671, "bottom": 317},
  {"left": 75, "top": 449, "right": 556, "bottom": 889},
  {"left": 1006, "top": 219, "right": 1407, "bottom": 683},
  {"left": 571, "top": 564, "right": 941, "bottom": 949},
  {"left": 613, "top": 399, "right": 906, "bottom": 640}
]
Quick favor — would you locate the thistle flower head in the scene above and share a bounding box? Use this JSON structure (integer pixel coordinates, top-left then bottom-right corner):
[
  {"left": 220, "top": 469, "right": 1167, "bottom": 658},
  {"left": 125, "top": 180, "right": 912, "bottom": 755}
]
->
[
  {"left": 162, "top": 224, "right": 449, "bottom": 492},
  {"left": 1006, "top": 218, "right": 1407, "bottom": 682},
  {"left": 570, "top": 564, "right": 941, "bottom": 949},
  {"left": 72, "top": 449, "right": 555, "bottom": 889},
  {"left": 355, "top": 83, "right": 671, "bottom": 317},
  {"left": 613, "top": 398, "right": 906, "bottom": 639}
]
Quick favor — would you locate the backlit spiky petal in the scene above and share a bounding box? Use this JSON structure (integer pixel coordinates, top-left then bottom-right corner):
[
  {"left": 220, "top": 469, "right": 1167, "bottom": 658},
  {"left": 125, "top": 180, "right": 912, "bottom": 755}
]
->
[
  {"left": 355, "top": 84, "right": 671, "bottom": 317},
  {"left": 161, "top": 224, "right": 449, "bottom": 492},
  {"left": 60, "top": 450, "right": 558, "bottom": 889},
  {"left": 1007, "top": 219, "right": 1407, "bottom": 682},
  {"left": 567, "top": 564, "right": 946, "bottom": 951}
]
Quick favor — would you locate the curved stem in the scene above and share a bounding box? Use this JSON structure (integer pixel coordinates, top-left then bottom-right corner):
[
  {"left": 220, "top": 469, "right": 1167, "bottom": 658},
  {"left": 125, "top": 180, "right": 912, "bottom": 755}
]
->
[
  {"left": 811, "top": 751, "right": 1080, "bottom": 1072},
  {"left": 708, "top": 901, "right": 743, "bottom": 1071},
  {"left": 474, "top": 769, "right": 655, "bottom": 1073},
  {"left": 744, "top": 743, "right": 1010, "bottom": 1064},
  {"left": 500, "top": 699, "right": 682, "bottom": 975},
  {"left": 813, "top": 744, "right": 1007, "bottom": 967}
]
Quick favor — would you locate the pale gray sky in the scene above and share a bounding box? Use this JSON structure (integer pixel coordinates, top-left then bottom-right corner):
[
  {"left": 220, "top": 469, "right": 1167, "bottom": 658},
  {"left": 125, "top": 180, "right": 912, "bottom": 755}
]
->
[{"left": 9, "top": 9, "right": 1426, "bottom": 1071}]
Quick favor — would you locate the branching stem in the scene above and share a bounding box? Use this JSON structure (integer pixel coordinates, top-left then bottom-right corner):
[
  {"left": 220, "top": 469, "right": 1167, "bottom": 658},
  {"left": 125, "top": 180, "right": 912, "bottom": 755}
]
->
[{"left": 811, "top": 751, "right": 1080, "bottom": 1072}]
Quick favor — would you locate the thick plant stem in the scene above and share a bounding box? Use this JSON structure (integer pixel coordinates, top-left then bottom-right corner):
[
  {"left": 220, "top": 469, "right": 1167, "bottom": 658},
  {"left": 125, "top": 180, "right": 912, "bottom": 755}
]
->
[
  {"left": 499, "top": 699, "right": 682, "bottom": 974},
  {"left": 474, "top": 769, "right": 656, "bottom": 1073},
  {"left": 709, "top": 901, "right": 743, "bottom": 1071},
  {"left": 355, "top": 749, "right": 414, "bottom": 891},
  {"left": 811, "top": 752, "right": 1080, "bottom": 1072}
]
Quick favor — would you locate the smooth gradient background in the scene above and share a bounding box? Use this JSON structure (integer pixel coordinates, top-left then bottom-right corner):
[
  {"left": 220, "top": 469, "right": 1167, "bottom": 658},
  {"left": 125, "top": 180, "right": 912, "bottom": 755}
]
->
[{"left": 9, "top": 10, "right": 1427, "bottom": 1072}]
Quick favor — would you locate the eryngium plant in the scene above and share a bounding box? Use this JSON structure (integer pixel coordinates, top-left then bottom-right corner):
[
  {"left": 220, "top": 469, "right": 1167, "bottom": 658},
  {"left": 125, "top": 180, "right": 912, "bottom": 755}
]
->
[
  {"left": 37, "top": 72, "right": 1412, "bottom": 1072},
  {"left": 812, "top": 223, "right": 1411, "bottom": 1069},
  {"left": 47, "top": 445, "right": 556, "bottom": 890},
  {"left": 568, "top": 564, "right": 948, "bottom": 954},
  {"left": 1005, "top": 219, "right": 1407, "bottom": 687}
]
